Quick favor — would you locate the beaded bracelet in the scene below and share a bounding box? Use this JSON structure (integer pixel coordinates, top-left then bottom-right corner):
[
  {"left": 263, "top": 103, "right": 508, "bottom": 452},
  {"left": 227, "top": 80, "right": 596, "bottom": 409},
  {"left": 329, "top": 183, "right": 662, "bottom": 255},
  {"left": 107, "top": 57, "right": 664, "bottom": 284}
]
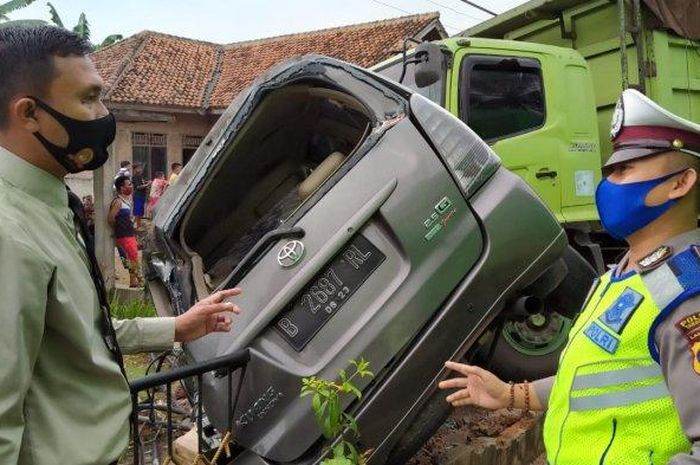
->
[
  {"left": 524, "top": 380, "right": 530, "bottom": 411},
  {"left": 508, "top": 381, "right": 515, "bottom": 409}
]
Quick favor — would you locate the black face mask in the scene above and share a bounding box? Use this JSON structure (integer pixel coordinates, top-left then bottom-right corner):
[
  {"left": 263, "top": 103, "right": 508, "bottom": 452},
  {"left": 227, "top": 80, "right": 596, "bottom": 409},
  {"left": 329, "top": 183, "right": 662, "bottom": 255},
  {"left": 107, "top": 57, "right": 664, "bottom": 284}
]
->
[{"left": 30, "top": 97, "right": 116, "bottom": 173}]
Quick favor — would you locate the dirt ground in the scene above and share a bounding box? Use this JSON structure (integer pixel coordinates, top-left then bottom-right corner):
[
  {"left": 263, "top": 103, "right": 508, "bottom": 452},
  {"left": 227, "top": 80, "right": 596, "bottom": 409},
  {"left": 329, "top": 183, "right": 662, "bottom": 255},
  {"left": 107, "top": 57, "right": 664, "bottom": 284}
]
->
[
  {"left": 408, "top": 407, "right": 546, "bottom": 465},
  {"left": 120, "top": 399, "right": 546, "bottom": 465}
]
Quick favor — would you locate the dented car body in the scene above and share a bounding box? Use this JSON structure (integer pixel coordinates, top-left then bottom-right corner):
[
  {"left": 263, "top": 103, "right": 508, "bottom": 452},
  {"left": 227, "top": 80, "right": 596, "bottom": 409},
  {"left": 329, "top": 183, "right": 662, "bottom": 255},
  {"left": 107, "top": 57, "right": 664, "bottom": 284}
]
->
[{"left": 146, "top": 55, "right": 567, "bottom": 464}]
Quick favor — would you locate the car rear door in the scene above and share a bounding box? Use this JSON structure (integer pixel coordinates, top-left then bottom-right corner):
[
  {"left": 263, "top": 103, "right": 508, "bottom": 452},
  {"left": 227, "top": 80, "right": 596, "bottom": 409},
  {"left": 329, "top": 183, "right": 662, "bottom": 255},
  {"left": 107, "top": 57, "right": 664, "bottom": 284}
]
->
[{"left": 154, "top": 58, "right": 485, "bottom": 462}]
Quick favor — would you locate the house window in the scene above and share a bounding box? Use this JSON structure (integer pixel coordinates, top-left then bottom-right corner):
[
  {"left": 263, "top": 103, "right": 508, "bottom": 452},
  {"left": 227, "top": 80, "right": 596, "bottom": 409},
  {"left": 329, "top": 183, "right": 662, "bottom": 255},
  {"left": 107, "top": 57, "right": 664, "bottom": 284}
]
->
[
  {"left": 132, "top": 132, "right": 167, "bottom": 179},
  {"left": 459, "top": 55, "right": 545, "bottom": 142},
  {"left": 182, "top": 135, "right": 204, "bottom": 166}
]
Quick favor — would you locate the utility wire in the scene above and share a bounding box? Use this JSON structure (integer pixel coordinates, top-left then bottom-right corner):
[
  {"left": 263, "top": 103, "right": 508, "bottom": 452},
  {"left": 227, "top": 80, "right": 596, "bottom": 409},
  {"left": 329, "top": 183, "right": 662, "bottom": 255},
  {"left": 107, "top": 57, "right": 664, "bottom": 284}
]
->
[
  {"left": 366, "top": 0, "right": 464, "bottom": 32},
  {"left": 457, "top": 0, "right": 497, "bottom": 16},
  {"left": 425, "top": 0, "right": 483, "bottom": 21},
  {"left": 367, "top": 0, "right": 414, "bottom": 16}
]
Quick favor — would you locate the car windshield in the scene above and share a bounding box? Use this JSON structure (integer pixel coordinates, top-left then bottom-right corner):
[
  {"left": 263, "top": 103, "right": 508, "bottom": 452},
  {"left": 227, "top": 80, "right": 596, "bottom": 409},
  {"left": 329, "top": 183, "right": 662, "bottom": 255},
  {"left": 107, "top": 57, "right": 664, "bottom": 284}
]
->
[{"left": 376, "top": 54, "right": 444, "bottom": 105}]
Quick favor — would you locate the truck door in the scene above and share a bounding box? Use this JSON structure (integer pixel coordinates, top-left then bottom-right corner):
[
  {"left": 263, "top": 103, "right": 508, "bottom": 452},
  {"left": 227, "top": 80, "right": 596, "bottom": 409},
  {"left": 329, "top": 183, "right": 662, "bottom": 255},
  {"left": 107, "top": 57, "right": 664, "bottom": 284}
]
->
[{"left": 452, "top": 53, "right": 563, "bottom": 219}]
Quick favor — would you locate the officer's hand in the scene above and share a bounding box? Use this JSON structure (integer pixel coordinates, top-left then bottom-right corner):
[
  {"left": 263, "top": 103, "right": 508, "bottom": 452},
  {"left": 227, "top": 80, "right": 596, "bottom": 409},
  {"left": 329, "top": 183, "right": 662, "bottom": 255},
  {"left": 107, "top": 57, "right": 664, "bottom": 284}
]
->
[
  {"left": 438, "top": 361, "right": 510, "bottom": 410},
  {"left": 174, "top": 288, "right": 242, "bottom": 343}
]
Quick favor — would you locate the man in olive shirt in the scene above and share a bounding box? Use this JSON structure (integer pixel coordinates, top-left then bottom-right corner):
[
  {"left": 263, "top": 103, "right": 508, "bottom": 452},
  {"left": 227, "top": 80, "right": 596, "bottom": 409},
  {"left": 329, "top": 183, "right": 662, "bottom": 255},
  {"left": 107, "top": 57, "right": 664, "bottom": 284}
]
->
[{"left": 0, "top": 26, "right": 242, "bottom": 464}]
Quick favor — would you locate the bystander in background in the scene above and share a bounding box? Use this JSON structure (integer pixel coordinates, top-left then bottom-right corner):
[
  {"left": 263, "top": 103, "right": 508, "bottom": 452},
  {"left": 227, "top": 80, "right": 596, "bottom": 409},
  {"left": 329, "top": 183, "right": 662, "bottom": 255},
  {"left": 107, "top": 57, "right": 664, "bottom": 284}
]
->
[
  {"left": 131, "top": 163, "right": 150, "bottom": 229},
  {"left": 168, "top": 162, "right": 182, "bottom": 185},
  {"left": 109, "top": 176, "right": 141, "bottom": 288},
  {"left": 81, "top": 194, "right": 95, "bottom": 237},
  {"left": 115, "top": 160, "right": 130, "bottom": 179},
  {"left": 146, "top": 170, "right": 168, "bottom": 218}
]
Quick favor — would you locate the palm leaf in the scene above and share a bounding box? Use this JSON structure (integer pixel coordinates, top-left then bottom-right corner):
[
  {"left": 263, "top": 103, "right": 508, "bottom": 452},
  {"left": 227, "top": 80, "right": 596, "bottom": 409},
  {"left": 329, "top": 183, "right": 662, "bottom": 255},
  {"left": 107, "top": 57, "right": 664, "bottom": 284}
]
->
[
  {"left": 0, "top": 18, "right": 45, "bottom": 28},
  {"left": 72, "top": 12, "right": 89, "bottom": 40},
  {"left": 97, "top": 33, "right": 123, "bottom": 49},
  {"left": 46, "top": 1, "right": 63, "bottom": 28},
  {"left": 0, "top": 0, "right": 37, "bottom": 17}
]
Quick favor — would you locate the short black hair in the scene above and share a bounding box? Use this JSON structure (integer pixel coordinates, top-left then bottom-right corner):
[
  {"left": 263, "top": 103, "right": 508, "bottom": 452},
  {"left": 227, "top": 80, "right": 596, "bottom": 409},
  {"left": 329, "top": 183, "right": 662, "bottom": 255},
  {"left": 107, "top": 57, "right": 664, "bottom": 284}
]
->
[
  {"left": 171, "top": 162, "right": 182, "bottom": 169},
  {"left": 0, "top": 25, "right": 92, "bottom": 128},
  {"left": 114, "top": 175, "right": 130, "bottom": 191},
  {"left": 120, "top": 160, "right": 131, "bottom": 168}
]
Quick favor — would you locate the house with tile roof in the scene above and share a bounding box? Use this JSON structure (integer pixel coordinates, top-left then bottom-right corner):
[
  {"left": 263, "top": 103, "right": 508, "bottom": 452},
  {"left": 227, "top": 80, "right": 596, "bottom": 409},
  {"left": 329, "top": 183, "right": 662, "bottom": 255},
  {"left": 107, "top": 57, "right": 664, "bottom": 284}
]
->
[{"left": 88, "top": 12, "right": 446, "bottom": 186}]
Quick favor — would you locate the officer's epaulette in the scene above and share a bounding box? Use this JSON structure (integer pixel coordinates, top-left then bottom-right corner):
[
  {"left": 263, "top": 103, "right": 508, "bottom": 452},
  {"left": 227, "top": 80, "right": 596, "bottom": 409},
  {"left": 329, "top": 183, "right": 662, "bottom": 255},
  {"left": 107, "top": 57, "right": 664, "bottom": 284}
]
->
[
  {"left": 640, "top": 244, "right": 700, "bottom": 363},
  {"left": 637, "top": 245, "right": 673, "bottom": 273}
]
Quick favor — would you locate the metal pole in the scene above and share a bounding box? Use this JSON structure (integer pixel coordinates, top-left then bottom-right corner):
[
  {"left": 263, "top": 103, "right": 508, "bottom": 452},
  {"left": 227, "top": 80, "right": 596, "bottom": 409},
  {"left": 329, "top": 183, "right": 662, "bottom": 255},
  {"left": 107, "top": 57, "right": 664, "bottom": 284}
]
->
[
  {"left": 619, "top": 0, "right": 629, "bottom": 90},
  {"left": 632, "top": 0, "right": 646, "bottom": 93},
  {"left": 94, "top": 145, "right": 116, "bottom": 291},
  {"left": 131, "top": 393, "right": 140, "bottom": 465}
]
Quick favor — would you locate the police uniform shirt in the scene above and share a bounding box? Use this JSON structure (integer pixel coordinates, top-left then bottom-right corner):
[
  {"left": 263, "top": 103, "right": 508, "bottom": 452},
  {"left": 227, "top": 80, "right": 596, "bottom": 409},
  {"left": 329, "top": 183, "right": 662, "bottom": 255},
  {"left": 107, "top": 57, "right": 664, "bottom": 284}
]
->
[
  {"left": 534, "top": 228, "right": 700, "bottom": 464},
  {"left": 0, "top": 145, "right": 176, "bottom": 465}
]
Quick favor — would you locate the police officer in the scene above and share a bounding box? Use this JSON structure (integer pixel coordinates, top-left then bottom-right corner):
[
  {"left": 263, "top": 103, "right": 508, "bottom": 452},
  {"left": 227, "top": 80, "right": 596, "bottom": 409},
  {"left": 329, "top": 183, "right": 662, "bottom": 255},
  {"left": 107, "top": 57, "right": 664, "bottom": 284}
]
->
[
  {"left": 439, "top": 88, "right": 700, "bottom": 464},
  {"left": 0, "top": 26, "right": 242, "bottom": 464}
]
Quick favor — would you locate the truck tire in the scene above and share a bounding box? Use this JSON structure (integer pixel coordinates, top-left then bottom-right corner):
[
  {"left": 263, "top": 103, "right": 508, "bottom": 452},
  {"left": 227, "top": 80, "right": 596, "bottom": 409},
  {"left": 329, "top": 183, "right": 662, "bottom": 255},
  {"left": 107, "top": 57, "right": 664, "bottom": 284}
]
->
[{"left": 485, "top": 246, "right": 597, "bottom": 381}]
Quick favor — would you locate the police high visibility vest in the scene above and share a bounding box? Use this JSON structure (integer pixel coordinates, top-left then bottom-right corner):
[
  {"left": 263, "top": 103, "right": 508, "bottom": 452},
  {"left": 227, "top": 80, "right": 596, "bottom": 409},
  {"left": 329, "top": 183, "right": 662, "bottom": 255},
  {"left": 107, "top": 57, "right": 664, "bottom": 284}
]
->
[{"left": 543, "top": 246, "right": 700, "bottom": 465}]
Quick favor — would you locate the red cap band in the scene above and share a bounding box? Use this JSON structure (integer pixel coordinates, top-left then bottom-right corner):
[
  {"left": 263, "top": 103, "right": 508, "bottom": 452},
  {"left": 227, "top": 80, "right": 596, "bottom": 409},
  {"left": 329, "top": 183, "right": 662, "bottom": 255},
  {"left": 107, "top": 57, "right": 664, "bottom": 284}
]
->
[{"left": 615, "top": 125, "right": 700, "bottom": 148}]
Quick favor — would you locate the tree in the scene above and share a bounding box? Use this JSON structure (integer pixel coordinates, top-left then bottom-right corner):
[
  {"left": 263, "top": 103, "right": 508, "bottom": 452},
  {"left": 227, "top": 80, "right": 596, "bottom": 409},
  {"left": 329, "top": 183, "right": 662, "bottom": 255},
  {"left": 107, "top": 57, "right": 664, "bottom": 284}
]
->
[
  {"left": 47, "top": 2, "right": 122, "bottom": 49},
  {"left": 0, "top": 0, "right": 43, "bottom": 28},
  {"left": 0, "top": 1, "right": 122, "bottom": 49},
  {"left": 0, "top": 0, "right": 36, "bottom": 21}
]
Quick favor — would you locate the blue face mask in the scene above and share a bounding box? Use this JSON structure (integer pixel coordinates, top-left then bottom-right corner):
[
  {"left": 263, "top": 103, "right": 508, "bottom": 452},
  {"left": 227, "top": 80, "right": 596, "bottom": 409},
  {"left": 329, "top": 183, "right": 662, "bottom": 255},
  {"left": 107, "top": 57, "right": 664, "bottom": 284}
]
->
[{"left": 595, "top": 169, "right": 686, "bottom": 240}]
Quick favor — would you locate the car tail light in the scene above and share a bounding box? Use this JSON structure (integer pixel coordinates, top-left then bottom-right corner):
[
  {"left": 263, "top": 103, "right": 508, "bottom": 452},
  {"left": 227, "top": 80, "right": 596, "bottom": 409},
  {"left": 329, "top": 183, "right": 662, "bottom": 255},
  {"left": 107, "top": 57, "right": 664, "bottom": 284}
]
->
[{"left": 410, "top": 94, "right": 500, "bottom": 198}]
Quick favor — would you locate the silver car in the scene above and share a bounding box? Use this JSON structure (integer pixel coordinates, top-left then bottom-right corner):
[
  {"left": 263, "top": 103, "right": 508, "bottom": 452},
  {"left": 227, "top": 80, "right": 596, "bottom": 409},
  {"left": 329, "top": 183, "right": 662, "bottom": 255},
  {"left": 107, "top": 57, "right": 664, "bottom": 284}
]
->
[{"left": 145, "top": 55, "right": 593, "bottom": 465}]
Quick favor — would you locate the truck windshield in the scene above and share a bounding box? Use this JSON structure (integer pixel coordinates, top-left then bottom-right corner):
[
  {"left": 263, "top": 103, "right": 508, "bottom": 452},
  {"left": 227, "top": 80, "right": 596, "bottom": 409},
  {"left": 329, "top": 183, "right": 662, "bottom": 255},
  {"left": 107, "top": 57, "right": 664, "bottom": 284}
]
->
[{"left": 376, "top": 55, "right": 444, "bottom": 105}]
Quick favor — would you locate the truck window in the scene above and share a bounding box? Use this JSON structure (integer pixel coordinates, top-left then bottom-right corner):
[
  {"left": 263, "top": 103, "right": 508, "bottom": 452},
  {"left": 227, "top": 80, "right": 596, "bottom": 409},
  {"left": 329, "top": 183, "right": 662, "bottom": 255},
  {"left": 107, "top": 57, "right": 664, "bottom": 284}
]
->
[
  {"left": 459, "top": 56, "right": 545, "bottom": 142},
  {"left": 376, "top": 54, "right": 444, "bottom": 105}
]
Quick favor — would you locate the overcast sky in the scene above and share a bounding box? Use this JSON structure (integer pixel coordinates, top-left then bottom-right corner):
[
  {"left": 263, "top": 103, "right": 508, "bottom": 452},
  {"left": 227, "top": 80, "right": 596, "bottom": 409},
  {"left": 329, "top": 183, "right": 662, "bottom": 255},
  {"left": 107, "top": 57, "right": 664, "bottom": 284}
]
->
[{"left": 5, "top": 0, "right": 528, "bottom": 44}]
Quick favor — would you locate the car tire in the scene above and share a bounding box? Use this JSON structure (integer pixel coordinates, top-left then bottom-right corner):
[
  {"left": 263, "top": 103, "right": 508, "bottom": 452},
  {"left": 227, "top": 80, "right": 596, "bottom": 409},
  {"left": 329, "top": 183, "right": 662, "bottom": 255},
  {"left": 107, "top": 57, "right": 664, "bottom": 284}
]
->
[
  {"left": 484, "top": 246, "right": 597, "bottom": 382},
  {"left": 484, "top": 318, "right": 567, "bottom": 381}
]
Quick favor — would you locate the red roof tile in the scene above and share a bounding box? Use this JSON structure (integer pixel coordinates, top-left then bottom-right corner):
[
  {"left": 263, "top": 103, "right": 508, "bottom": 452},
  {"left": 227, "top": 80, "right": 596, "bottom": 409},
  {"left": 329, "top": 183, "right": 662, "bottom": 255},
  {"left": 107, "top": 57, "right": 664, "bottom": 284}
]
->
[{"left": 93, "top": 13, "right": 444, "bottom": 111}]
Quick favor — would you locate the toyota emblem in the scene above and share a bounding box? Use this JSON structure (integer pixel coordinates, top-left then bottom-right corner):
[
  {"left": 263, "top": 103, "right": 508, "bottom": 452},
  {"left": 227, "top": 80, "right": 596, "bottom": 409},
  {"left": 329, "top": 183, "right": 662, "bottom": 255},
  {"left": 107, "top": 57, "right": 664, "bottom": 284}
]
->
[{"left": 277, "top": 240, "right": 305, "bottom": 268}]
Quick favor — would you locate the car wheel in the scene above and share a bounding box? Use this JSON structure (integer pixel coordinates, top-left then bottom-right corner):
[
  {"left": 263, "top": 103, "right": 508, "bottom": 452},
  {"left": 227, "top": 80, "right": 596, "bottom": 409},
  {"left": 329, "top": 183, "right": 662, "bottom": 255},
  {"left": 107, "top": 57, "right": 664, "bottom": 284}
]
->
[
  {"left": 485, "top": 246, "right": 596, "bottom": 381},
  {"left": 485, "top": 310, "right": 571, "bottom": 381}
]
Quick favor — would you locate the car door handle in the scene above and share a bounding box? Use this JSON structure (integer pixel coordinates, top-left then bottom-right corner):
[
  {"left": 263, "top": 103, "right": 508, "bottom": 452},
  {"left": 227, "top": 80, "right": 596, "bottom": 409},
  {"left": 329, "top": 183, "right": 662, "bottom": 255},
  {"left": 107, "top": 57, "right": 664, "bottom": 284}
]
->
[{"left": 536, "top": 169, "right": 558, "bottom": 179}]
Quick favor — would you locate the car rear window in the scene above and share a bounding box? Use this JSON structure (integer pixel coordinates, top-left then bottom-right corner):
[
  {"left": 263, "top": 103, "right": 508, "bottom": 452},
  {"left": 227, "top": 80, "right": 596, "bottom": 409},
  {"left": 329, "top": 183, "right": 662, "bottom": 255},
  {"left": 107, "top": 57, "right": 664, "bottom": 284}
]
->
[{"left": 179, "top": 85, "right": 374, "bottom": 288}]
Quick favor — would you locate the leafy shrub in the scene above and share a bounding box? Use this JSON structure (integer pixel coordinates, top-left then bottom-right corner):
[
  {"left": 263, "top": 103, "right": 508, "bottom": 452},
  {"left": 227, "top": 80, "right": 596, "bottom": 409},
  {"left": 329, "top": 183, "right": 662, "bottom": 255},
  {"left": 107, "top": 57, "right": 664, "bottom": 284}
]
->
[{"left": 301, "top": 358, "right": 374, "bottom": 465}]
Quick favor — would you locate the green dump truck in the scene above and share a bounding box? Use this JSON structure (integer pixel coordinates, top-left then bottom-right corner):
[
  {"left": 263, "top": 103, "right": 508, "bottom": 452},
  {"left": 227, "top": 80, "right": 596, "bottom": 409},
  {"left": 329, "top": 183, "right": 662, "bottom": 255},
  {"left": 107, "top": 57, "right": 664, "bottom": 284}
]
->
[{"left": 376, "top": 0, "right": 700, "bottom": 272}]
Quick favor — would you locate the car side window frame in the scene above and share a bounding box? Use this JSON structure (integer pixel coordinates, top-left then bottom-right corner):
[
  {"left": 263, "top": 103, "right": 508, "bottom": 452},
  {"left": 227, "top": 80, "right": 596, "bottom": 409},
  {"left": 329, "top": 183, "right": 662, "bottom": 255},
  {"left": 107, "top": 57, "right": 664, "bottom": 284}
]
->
[
  {"left": 458, "top": 54, "right": 547, "bottom": 144},
  {"left": 374, "top": 54, "right": 446, "bottom": 106}
]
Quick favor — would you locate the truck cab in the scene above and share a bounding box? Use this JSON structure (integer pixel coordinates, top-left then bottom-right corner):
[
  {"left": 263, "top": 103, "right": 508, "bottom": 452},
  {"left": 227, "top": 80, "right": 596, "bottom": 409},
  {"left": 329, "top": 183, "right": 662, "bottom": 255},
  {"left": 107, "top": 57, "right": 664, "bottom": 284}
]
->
[{"left": 376, "top": 37, "right": 602, "bottom": 226}]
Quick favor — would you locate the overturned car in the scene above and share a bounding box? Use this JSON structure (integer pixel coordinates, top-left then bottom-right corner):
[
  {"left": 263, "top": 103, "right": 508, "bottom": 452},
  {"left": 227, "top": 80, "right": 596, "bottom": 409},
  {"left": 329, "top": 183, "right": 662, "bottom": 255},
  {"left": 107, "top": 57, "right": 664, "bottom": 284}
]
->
[{"left": 145, "top": 55, "right": 593, "bottom": 464}]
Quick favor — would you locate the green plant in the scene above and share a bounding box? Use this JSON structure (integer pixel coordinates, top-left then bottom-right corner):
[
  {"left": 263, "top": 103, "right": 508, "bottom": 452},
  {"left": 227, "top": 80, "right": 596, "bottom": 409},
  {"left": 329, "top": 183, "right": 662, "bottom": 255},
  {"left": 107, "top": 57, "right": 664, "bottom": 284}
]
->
[
  {"left": 46, "top": 1, "right": 123, "bottom": 49},
  {"left": 0, "top": 0, "right": 36, "bottom": 21},
  {"left": 0, "top": 0, "right": 123, "bottom": 49},
  {"left": 301, "top": 358, "right": 374, "bottom": 465},
  {"left": 109, "top": 294, "right": 157, "bottom": 319}
]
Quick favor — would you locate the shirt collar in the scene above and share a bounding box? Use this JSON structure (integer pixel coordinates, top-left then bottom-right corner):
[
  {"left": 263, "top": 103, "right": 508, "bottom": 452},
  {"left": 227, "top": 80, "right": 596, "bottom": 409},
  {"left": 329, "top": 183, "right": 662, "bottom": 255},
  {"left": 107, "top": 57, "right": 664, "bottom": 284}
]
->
[
  {"left": 0, "top": 144, "right": 68, "bottom": 209},
  {"left": 615, "top": 228, "right": 700, "bottom": 277},
  {"left": 663, "top": 228, "right": 700, "bottom": 251}
]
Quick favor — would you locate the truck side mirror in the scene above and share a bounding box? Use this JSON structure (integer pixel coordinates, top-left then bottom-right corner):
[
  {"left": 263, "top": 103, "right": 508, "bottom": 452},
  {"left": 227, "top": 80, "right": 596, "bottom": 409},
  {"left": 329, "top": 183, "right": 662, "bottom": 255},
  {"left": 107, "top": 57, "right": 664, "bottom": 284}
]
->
[{"left": 414, "top": 43, "right": 443, "bottom": 88}]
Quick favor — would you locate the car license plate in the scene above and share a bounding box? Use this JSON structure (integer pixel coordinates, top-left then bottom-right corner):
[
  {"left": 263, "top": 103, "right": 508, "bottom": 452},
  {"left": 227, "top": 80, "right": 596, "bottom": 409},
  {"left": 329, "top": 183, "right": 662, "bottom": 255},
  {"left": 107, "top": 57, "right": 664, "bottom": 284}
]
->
[{"left": 274, "top": 235, "right": 385, "bottom": 351}]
